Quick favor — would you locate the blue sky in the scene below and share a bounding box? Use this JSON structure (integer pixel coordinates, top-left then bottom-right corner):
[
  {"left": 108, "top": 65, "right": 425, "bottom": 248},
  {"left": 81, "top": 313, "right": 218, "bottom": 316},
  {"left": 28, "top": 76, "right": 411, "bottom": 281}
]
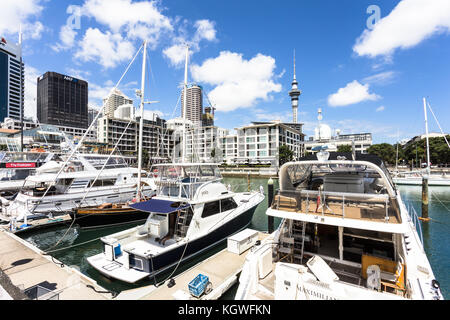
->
[{"left": 2, "top": 0, "right": 450, "bottom": 144}]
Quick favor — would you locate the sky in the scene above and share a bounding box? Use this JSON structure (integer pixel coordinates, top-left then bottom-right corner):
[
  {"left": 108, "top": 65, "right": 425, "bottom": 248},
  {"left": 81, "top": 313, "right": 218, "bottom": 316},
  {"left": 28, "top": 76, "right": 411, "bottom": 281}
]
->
[{"left": 1, "top": 0, "right": 450, "bottom": 144}]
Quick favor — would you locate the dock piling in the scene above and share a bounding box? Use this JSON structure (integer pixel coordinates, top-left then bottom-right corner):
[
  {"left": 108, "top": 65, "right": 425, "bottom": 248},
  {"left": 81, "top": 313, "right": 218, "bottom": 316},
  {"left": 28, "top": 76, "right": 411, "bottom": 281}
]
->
[
  {"left": 268, "top": 178, "right": 274, "bottom": 233},
  {"left": 421, "top": 175, "right": 430, "bottom": 221}
]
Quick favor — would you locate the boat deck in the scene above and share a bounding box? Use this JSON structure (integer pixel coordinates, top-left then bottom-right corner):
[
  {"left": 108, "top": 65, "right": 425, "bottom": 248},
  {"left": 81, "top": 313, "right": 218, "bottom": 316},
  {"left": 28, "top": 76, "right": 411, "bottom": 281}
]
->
[
  {"left": 116, "top": 231, "right": 269, "bottom": 300},
  {"left": 272, "top": 195, "right": 400, "bottom": 224}
]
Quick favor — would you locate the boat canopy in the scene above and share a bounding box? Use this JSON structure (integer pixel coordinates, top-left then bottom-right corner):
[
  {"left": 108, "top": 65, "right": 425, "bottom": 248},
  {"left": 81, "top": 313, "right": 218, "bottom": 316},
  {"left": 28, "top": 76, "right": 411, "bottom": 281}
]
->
[{"left": 130, "top": 198, "right": 190, "bottom": 214}]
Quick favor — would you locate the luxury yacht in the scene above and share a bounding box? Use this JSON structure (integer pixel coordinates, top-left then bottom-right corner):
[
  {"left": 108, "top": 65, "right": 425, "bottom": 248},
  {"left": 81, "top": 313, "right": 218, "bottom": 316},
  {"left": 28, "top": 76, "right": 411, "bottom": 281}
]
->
[
  {"left": 235, "top": 152, "right": 443, "bottom": 300},
  {"left": 0, "top": 154, "right": 156, "bottom": 222},
  {"left": 87, "top": 163, "right": 265, "bottom": 283},
  {"left": 0, "top": 151, "right": 58, "bottom": 199}
]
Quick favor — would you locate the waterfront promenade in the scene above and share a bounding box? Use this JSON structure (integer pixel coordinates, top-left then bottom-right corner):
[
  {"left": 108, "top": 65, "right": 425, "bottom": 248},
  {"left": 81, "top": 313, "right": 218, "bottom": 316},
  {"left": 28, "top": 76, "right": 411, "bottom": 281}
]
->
[{"left": 0, "top": 228, "right": 110, "bottom": 300}]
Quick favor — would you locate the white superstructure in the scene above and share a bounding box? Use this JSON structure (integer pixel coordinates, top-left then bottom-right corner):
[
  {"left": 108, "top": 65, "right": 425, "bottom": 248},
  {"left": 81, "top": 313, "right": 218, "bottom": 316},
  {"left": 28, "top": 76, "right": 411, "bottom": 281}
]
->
[{"left": 235, "top": 153, "right": 443, "bottom": 300}]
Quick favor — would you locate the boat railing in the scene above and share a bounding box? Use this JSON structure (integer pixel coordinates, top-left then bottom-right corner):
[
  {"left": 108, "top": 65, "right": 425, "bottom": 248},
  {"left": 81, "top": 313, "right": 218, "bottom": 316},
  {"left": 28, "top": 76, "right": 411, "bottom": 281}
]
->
[
  {"left": 405, "top": 203, "right": 424, "bottom": 246},
  {"left": 271, "top": 188, "right": 392, "bottom": 221}
]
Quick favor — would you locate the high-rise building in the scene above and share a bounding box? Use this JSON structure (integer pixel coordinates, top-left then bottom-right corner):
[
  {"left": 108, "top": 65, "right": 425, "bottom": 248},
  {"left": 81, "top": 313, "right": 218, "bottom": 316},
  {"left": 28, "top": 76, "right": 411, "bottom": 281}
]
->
[
  {"left": 37, "top": 72, "right": 88, "bottom": 128},
  {"left": 289, "top": 50, "right": 301, "bottom": 124},
  {"left": 181, "top": 84, "right": 203, "bottom": 127},
  {"left": 0, "top": 37, "right": 24, "bottom": 122},
  {"left": 103, "top": 88, "right": 133, "bottom": 118},
  {"left": 202, "top": 106, "right": 214, "bottom": 127}
]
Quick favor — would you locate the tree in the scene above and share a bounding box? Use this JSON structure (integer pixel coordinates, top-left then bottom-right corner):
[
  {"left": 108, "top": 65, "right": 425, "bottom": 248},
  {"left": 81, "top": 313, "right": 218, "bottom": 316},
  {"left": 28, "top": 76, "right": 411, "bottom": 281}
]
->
[
  {"left": 279, "top": 145, "right": 294, "bottom": 166},
  {"left": 367, "top": 143, "right": 397, "bottom": 165},
  {"left": 337, "top": 145, "right": 352, "bottom": 153},
  {"left": 141, "top": 148, "right": 149, "bottom": 168}
]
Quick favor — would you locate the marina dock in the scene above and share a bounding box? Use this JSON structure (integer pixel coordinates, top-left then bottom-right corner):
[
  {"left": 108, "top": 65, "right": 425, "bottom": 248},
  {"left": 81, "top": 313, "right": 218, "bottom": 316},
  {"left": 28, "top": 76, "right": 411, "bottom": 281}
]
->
[
  {"left": 115, "top": 231, "right": 269, "bottom": 300},
  {"left": 0, "top": 228, "right": 111, "bottom": 300},
  {"left": 0, "top": 214, "right": 73, "bottom": 235}
]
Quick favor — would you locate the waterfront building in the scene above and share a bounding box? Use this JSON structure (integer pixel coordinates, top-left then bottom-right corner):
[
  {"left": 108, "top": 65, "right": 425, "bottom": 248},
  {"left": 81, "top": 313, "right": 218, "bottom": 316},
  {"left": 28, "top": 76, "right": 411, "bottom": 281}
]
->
[
  {"left": 103, "top": 88, "right": 133, "bottom": 118},
  {"left": 304, "top": 109, "right": 372, "bottom": 154},
  {"left": 97, "top": 111, "right": 172, "bottom": 164},
  {"left": 0, "top": 37, "right": 24, "bottom": 122},
  {"left": 223, "top": 121, "right": 304, "bottom": 167},
  {"left": 185, "top": 126, "right": 229, "bottom": 163},
  {"left": 181, "top": 84, "right": 203, "bottom": 127},
  {"left": 1, "top": 117, "right": 97, "bottom": 147},
  {"left": 37, "top": 72, "right": 89, "bottom": 128}
]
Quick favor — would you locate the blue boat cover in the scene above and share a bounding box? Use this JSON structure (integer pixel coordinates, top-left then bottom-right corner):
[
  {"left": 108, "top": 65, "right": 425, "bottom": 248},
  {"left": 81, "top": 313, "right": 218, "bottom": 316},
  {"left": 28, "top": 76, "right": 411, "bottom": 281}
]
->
[{"left": 130, "top": 199, "right": 190, "bottom": 214}]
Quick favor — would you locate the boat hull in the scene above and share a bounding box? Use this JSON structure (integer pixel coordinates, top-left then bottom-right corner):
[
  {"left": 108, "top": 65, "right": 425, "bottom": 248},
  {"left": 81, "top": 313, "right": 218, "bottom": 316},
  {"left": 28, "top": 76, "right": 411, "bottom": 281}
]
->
[
  {"left": 145, "top": 204, "right": 258, "bottom": 275},
  {"left": 69, "top": 207, "right": 151, "bottom": 229}
]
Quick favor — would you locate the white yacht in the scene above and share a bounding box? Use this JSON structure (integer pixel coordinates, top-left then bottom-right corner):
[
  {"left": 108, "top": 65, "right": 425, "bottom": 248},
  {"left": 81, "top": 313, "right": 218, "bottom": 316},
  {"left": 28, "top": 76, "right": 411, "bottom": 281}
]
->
[
  {"left": 86, "top": 163, "right": 265, "bottom": 283},
  {"left": 392, "top": 171, "right": 450, "bottom": 186},
  {"left": 0, "top": 154, "right": 156, "bottom": 222},
  {"left": 0, "top": 151, "right": 58, "bottom": 198},
  {"left": 235, "top": 152, "right": 443, "bottom": 300}
]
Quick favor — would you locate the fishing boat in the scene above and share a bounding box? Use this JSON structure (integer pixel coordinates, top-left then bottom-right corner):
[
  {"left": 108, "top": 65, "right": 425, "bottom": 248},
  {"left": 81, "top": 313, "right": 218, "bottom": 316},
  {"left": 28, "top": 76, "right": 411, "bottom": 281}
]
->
[
  {"left": 86, "top": 162, "right": 265, "bottom": 283},
  {"left": 234, "top": 151, "right": 443, "bottom": 300}
]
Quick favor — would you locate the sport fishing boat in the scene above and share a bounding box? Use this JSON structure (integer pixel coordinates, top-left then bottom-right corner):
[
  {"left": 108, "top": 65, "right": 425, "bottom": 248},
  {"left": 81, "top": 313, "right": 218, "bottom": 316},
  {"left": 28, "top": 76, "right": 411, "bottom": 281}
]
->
[
  {"left": 86, "top": 162, "right": 265, "bottom": 283},
  {"left": 0, "top": 153, "right": 156, "bottom": 222},
  {"left": 235, "top": 152, "right": 443, "bottom": 300}
]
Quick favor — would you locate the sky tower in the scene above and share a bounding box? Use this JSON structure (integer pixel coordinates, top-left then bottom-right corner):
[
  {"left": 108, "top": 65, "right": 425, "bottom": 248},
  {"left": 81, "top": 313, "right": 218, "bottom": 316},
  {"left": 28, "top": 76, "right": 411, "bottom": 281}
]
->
[{"left": 289, "top": 50, "right": 301, "bottom": 123}]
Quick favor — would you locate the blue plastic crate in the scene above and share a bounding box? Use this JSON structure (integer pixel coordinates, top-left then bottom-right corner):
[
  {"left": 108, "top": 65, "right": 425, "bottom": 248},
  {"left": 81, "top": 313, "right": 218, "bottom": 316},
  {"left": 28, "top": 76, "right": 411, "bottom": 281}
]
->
[{"left": 188, "top": 274, "right": 209, "bottom": 297}]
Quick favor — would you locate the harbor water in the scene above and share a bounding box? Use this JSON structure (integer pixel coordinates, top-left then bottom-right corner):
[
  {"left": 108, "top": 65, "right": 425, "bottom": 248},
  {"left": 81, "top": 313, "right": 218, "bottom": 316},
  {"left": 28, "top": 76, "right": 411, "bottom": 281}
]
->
[{"left": 19, "top": 177, "right": 449, "bottom": 299}]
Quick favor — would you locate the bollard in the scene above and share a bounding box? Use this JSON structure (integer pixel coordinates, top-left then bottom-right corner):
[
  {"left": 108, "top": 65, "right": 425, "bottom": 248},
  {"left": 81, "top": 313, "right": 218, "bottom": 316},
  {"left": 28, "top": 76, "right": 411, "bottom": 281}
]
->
[
  {"left": 420, "top": 175, "right": 430, "bottom": 221},
  {"left": 268, "top": 177, "right": 274, "bottom": 233}
]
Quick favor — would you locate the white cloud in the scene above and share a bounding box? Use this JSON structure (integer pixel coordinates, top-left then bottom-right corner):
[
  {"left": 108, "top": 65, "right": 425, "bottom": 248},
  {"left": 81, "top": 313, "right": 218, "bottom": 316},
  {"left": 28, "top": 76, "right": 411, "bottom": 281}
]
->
[
  {"left": 0, "top": 0, "right": 45, "bottom": 40},
  {"left": 74, "top": 28, "right": 135, "bottom": 69},
  {"left": 362, "top": 71, "right": 397, "bottom": 85},
  {"left": 193, "top": 20, "right": 216, "bottom": 42},
  {"left": 328, "top": 80, "right": 380, "bottom": 107},
  {"left": 191, "top": 51, "right": 282, "bottom": 112},
  {"left": 80, "top": 0, "right": 172, "bottom": 45},
  {"left": 353, "top": 0, "right": 450, "bottom": 58},
  {"left": 163, "top": 43, "right": 190, "bottom": 67},
  {"left": 52, "top": 24, "right": 78, "bottom": 52},
  {"left": 163, "top": 19, "right": 217, "bottom": 67},
  {"left": 376, "top": 106, "right": 385, "bottom": 112},
  {"left": 24, "top": 65, "right": 41, "bottom": 120}
]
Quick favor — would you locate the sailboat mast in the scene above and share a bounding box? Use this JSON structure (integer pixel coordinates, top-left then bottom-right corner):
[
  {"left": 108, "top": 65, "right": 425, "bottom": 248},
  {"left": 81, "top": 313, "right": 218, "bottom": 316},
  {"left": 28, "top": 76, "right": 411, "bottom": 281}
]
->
[
  {"left": 423, "top": 97, "right": 431, "bottom": 175},
  {"left": 182, "top": 45, "right": 189, "bottom": 163},
  {"left": 137, "top": 40, "right": 147, "bottom": 201}
]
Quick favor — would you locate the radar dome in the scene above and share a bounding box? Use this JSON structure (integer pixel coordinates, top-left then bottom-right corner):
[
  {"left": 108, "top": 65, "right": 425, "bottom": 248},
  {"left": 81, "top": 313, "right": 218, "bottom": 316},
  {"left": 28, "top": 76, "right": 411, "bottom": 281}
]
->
[{"left": 314, "top": 123, "right": 332, "bottom": 140}]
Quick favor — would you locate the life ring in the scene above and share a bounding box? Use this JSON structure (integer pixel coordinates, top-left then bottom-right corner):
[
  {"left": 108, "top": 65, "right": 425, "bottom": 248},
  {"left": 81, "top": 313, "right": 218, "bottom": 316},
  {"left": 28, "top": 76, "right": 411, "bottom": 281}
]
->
[{"left": 66, "top": 166, "right": 75, "bottom": 172}]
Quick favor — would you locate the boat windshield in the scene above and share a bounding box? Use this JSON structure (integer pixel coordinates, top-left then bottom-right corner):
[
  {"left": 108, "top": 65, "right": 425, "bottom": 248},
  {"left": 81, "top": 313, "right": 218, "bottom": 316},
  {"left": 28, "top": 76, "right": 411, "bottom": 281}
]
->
[{"left": 153, "top": 164, "right": 222, "bottom": 200}]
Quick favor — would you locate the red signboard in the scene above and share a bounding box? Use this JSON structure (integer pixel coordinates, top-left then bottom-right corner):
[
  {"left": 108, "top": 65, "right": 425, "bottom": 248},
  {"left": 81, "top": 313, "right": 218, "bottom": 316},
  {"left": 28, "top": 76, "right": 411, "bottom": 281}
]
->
[{"left": 6, "top": 163, "right": 36, "bottom": 168}]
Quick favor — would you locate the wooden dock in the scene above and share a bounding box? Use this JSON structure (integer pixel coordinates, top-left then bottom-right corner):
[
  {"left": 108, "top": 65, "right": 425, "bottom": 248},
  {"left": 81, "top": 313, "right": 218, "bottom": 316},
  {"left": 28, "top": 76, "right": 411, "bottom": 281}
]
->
[
  {"left": 0, "top": 228, "right": 111, "bottom": 300},
  {"left": 116, "top": 231, "right": 269, "bottom": 300}
]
